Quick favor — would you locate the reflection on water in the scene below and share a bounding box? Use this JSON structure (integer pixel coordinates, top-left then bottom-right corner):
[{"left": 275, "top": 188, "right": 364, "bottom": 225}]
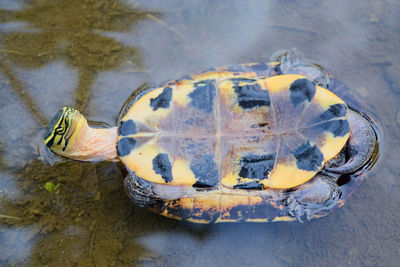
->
[
  {"left": 1, "top": 0, "right": 400, "bottom": 266},
  {"left": 1, "top": 0, "right": 153, "bottom": 114},
  {"left": 0, "top": 226, "right": 34, "bottom": 262}
]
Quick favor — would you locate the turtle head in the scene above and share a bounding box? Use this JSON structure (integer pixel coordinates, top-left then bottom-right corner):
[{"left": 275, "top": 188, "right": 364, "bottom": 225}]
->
[
  {"left": 43, "top": 107, "right": 118, "bottom": 163},
  {"left": 44, "top": 107, "right": 86, "bottom": 156}
]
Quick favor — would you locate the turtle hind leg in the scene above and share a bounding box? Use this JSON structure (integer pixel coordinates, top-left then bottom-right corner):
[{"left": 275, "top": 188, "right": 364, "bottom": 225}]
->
[
  {"left": 325, "top": 110, "right": 377, "bottom": 174},
  {"left": 284, "top": 175, "right": 341, "bottom": 222},
  {"left": 124, "top": 173, "right": 190, "bottom": 207},
  {"left": 124, "top": 173, "right": 159, "bottom": 207}
]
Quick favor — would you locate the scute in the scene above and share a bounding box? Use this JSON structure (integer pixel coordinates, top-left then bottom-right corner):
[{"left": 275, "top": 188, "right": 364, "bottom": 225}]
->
[{"left": 118, "top": 73, "right": 350, "bottom": 189}]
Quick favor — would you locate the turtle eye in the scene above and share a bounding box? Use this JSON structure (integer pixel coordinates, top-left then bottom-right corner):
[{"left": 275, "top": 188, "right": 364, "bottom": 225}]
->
[{"left": 55, "top": 126, "right": 65, "bottom": 134}]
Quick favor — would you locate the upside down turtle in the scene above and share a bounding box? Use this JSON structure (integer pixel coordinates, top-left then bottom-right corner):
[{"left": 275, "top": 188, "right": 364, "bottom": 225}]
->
[{"left": 43, "top": 52, "right": 378, "bottom": 223}]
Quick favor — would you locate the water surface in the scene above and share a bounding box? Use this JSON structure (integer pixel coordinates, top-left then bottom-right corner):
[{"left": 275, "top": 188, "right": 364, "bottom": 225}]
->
[{"left": 1, "top": 0, "right": 399, "bottom": 266}]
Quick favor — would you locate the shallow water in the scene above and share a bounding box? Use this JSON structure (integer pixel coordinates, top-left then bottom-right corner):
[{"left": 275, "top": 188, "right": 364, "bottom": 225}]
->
[{"left": 1, "top": 0, "right": 399, "bottom": 266}]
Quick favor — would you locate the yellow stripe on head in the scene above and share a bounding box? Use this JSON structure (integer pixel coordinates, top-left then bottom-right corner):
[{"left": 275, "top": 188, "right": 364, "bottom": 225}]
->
[{"left": 44, "top": 107, "right": 84, "bottom": 156}]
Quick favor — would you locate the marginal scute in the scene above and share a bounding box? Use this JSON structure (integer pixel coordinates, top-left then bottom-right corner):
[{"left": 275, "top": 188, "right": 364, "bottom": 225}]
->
[
  {"left": 192, "top": 195, "right": 220, "bottom": 222},
  {"left": 248, "top": 197, "right": 279, "bottom": 221},
  {"left": 165, "top": 199, "right": 193, "bottom": 220},
  {"left": 219, "top": 195, "right": 249, "bottom": 222}
]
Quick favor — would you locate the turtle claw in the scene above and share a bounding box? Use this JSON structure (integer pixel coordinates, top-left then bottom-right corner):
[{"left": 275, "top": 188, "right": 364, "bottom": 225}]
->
[
  {"left": 285, "top": 195, "right": 309, "bottom": 223},
  {"left": 284, "top": 175, "right": 341, "bottom": 222}
]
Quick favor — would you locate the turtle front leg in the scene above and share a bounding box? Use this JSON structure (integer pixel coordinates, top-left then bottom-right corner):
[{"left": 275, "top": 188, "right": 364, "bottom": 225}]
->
[
  {"left": 273, "top": 50, "right": 331, "bottom": 88},
  {"left": 284, "top": 175, "right": 341, "bottom": 222},
  {"left": 124, "top": 173, "right": 190, "bottom": 207}
]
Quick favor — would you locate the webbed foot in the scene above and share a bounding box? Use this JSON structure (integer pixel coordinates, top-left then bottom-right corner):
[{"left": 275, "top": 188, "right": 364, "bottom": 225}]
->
[
  {"left": 124, "top": 173, "right": 159, "bottom": 207},
  {"left": 285, "top": 175, "right": 341, "bottom": 222}
]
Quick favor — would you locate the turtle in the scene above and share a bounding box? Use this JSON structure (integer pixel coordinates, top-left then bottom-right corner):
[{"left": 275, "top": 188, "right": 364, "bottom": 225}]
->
[{"left": 42, "top": 52, "right": 378, "bottom": 223}]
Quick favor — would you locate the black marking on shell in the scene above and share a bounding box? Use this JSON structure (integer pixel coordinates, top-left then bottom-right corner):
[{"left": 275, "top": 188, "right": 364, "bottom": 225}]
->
[
  {"left": 150, "top": 87, "right": 173, "bottom": 111},
  {"left": 117, "top": 137, "right": 137, "bottom": 157},
  {"left": 192, "top": 206, "right": 220, "bottom": 223},
  {"left": 311, "top": 119, "right": 350, "bottom": 137},
  {"left": 233, "top": 81, "right": 271, "bottom": 109},
  {"left": 165, "top": 200, "right": 192, "bottom": 219},
  {"left": 311, "top": 104, "right": 347, "bottom": 124},
  {"left": 118, "top": 119, "right": 137, "bottom": 136},
  {"left": 289, "top": 79, "right": 316, "bottom": 107},
  {"left": 227, "top": 204, "right": 250, "bottom": 222},
  {"left": 293, "top": 141, "right": 323, "bottom": 171},
  {"left": 249, "top": 199, "right": 279, "bottom": 221},
  {"left": 190, "top": 154, "right": 220, "bottom": 187},
  {"left": 233, "top": 181, "right": 263, "bottom": 190},
  {"left": 239, "top": 153, "right": 276, "bottom": 180},
  {"left": 153, "top": 153, "right": 173, "bottom": 183},
  {"left": 188, "top": 79, "right": 216, "bottom": 113}
]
